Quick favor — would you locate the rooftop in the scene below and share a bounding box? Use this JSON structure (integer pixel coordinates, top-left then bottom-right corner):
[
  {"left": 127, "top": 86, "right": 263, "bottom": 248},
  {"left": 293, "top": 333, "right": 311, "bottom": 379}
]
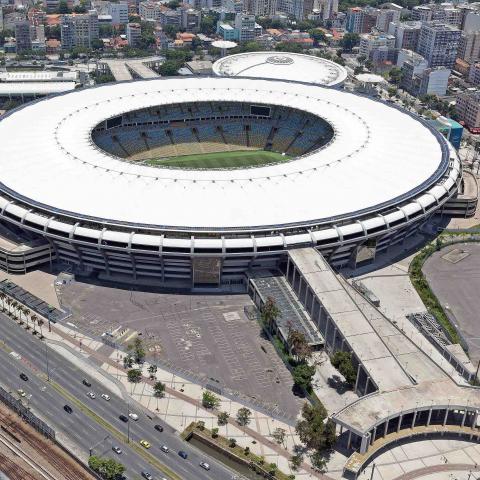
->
[{"left": 213, "top": 51, "right": 348, "bottom": 87}]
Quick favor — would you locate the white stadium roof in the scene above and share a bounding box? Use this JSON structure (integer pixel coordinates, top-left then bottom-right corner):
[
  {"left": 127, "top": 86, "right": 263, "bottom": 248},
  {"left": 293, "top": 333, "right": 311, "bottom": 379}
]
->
[
  {"left": 0, "top": 82, "right": 76, "bottom": 96},
  {"left": 0, "top": 77, "right": 449, "bottom": 230},
  {"left": 212, "top": 52, "right": 348, "bottom": 87}
]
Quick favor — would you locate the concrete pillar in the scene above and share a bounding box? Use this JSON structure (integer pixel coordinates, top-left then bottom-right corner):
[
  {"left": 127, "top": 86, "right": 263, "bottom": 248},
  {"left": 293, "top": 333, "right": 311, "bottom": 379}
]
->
[
  {"left": 354, "top": 364, "right": 361, "bottom": 394},
  {"left": 347, "top": 430, "right": 352, "bottom": 449},
  {"left": 304, "top": 283, "right": 308, "bottom": 307},
  {"left": 412, "top": 409, "right": 418, "bottom": 429},
  {"left": 286, "top": 256, "right": 290, "bottom": 283},
  {"left": 427, "top": 408, "right": 433, "bottom": 427},
  {"left": 397, "top": 413, "right": 403, "bottom": 433},
  {"left": 360, "top": 434, "right": 370, "bottom": 454},
  {"left": 384, "top": 418, "right": 389, "bottom": 437},
  {"left": 364, "top": 376, "right": 370, "bottom": 395},
  {"left": 325, "top": 316, "right": 330, "bottom": 344},
  {"left": 472, "top": 410, "right": 478, "bottom": 429},
  {"left": 443, "top": 408, "right": 449, "bottom": 427},
  {"left": 371, "top": 426, "right": 377, "bottom": 445}
]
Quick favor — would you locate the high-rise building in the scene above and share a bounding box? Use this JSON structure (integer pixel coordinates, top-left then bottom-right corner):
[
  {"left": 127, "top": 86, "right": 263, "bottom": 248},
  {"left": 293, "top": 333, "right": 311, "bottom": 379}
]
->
[
  {"left": 416, "top": 21, "right": 461, "bottom": 69},
  {"left": 359, "top": 32, "right": 395, "bottom": 58},
  {"left": 14, "top": 21, "right": 32, "bottom": 53},
  {"left": 375, "top": 8, "right": 400, "bottom": 32},
  {"left": 458, "top": 32, "right": 480, "bottom": 63},
  {"left": 291, "top": 0, "right": 314, "bottom": 21},
  {"left": 316, "top": 0, "right": 338, "bottom": 21},
  {"left": 462, "top": 11, "right": 480, "bottom": 34},
  {"left": 412, "top": 4, "right": 462, "bottom": 27},
  {"left": 61, "top": 10, "right": 99, "bottom": 50},
  {"left": 346, "top": 7, "right": 377, "bottom": 34},
  {"left": 388, "top": 20, "right": 422, "bottom": 50},
  {"left": 126, "top": 22, "right": 141, "bottom": 46},
  {"left": 245, "top": 0, "right": 277, "bottom": 17},
  {"left": 234, "top": 13, "right": 260, "bottom": 42},
  {"left": 456, "top": 92, "right": 480, "bottom": 130},
  {"left": 108, "top": 2, "right": 129, "bottom": 25},
  {"left": 181, "top": 8, "right": 201, "bottom": 32}
]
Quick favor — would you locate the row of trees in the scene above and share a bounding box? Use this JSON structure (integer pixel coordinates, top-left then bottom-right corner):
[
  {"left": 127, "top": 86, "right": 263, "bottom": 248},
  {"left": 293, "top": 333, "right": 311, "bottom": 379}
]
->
[
  {"left": 261, "top": 297, "right": 316, "bottom": 394},
  {"left": 123, "top": 337, "right": 166, "bottom": 409},
  {"left": 0, "top": 293, "right": 46, "bottom": 337},
  {"left": 201, "top": 391, "right": 252, "bottom": 427}
]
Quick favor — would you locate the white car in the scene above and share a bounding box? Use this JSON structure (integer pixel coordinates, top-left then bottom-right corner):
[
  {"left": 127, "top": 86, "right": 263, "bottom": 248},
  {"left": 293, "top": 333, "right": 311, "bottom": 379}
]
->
[
  {"left": 101, "top": 394, "right": 110, "bottom": 401},
  {"left": 128, "top": 412, "right": 139, "bottom": 421},
  {"left": 160, "top": 445, "right": 169, "bottom": 453},
  {"left": 200, "top": 461, "right": 210, "bottom": 471},
  {"left": 87, "top": 392, "right": 96, "bottom": 399},
  {"left": 112, "top": 446, "right": 122, "bottom": 454}
]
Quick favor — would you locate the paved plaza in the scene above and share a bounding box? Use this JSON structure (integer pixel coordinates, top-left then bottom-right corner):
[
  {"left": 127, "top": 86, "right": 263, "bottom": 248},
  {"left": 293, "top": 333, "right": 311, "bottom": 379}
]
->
[
  {"left": 58, "top": 281, "right": 302, "bottom": 417},
  {"left": 423, "top": 243, "right": 480, "bottom": 364}
]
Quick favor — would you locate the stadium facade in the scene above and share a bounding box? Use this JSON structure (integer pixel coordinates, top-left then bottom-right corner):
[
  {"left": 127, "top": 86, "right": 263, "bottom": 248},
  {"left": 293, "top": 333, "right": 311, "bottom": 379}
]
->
[{"left": 0, "top": 77, "right": 463, "bottom": 287}]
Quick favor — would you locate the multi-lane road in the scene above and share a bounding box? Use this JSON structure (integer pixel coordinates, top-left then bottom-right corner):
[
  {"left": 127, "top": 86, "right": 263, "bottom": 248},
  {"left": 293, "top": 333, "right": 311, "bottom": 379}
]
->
[{"left": 0, "top": 313, "right": 239, "bottom": 480}]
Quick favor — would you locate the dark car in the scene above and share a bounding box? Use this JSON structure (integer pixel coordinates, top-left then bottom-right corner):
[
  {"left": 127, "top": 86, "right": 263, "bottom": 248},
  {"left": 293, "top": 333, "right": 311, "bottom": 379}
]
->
[
  {"left": 64, "top": 405, "right": 73, "bottom": 414},
  {"left": 82, "top": 379, "right": 91, "bottom": 387},
  {"left": 20, "top": 373, "right": 28, "bottom": 381},
  {"left": 154, "top": 424, "right": 164, "bottom": 432},
  {"left": 178, "top": 450, "right": 188, "bottom": 459},
  {"left": 119, "top": 414, "right": 128, "bottom": 423}
]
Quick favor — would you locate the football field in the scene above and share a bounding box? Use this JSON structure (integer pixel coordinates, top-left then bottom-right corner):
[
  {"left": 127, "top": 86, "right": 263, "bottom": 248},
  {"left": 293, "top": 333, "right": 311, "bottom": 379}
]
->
[{"left": 145, "top": 150, "right": 290, "bottom": 169}]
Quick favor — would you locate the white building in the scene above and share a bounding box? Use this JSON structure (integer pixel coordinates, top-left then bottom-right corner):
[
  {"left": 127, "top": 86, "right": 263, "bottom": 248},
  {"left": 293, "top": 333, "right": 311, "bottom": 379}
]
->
[
  {"left": 108, "top": 2, "right": 129, "bottom": 25},
  {"left": 126, "top": 22, "right": 141, "bottom": 46}
]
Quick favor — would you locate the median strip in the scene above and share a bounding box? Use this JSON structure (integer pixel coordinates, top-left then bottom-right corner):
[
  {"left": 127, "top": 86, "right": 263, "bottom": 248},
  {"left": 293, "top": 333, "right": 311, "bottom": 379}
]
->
[{"left": 47, "top": 379, "right": 182, "bottom": 480}]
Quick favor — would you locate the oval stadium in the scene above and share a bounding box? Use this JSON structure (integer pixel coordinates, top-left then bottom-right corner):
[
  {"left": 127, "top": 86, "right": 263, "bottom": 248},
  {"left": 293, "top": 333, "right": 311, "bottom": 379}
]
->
[{"left": 0, "top": 76, "right": 461, "bottom": 287}]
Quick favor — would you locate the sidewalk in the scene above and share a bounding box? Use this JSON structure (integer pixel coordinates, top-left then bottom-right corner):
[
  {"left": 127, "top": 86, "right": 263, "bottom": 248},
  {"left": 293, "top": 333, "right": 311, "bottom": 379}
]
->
[{"left": 41, "top": 320, "right": 331, "bottom": 479}]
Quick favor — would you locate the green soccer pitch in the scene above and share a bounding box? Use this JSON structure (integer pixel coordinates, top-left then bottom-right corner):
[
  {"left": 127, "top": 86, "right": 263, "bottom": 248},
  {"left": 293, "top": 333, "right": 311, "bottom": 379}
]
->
[{"left": 144, "top": 150, "right": 291, "bottom": 169}]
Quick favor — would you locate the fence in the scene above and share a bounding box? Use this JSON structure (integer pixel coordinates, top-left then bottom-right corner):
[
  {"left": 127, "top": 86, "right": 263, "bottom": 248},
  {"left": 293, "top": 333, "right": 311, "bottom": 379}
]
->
[{"left": 0, "top": 385, "right": 55, "bottom": 440}]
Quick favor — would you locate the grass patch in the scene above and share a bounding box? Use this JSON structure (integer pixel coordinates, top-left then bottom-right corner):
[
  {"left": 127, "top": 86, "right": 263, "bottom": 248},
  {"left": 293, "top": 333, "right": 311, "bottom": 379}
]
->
[
  {"left": 409, "top": 243, "right": 460, "bottom": 344},
  {"left": 183, "top": 422, "right": 294, "bottom": 480},
  {"left": 145, "top": 150, "right": 291, "bottom": 169}
]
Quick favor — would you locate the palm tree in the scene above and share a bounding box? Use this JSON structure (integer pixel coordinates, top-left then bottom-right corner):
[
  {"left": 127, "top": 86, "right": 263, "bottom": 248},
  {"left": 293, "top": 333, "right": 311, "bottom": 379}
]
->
[
  {"left": 36, "top": 317, "right": 44, "bottom": 338},
  {"left": 153, "top": 381, "right": 166, "bottom": 411},
  {"left": 11, "top": 301, "right": 18, "bottom": 321},
  {"left": 24, "top": 308, "right": 31, "bottom": 330},
  {"left": 0, "top": 293, "right": 6, "bottom": 312}
]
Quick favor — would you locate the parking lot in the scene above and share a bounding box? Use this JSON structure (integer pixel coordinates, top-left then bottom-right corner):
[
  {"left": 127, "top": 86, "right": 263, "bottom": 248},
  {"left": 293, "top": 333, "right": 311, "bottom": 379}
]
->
[
  {"left": 423, "top": 243, "right": 480, "bottom": 364},
  {"left": 58, "top": 280, "right": 302, "bottom": 417}
]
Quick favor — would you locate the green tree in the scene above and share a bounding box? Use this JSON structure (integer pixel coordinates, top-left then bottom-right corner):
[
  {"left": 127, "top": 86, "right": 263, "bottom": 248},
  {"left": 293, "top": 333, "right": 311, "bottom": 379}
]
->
[
  {"left": 272, "top": 427, "right": 286, "bottom": 447},
  {"left": 123, "top": 354, "right": 133, "bottom": 369},
  {"left": 153, "top": 380, "right": 165, "bottom": 411},
  {"left": 217, "top": 411, "right": 229, "bottom": 425},
  {"left": 127, "top": 368, "right": 142, "bottom": 392},
  {"left": 296, "top": 402, "right": 336, "bottom": 451},
  {"left": 228, "top": 437, "right": 236, "bottom": 447},
  {"left": 159, "top": 60, "right": 180, "bottom": 76},
  {"left": 211, "top": 427, "right": 219, "bottom": 438},
  {"left": 236, "top": 407, "right": 252, "bottom": 426},
  {"left": 290, "top": 452, "right": 303, "bottom": 470},
  {"left": 88, "top": 456, "right": 125, "bottom": 480},
  {"left": 330, "top": 351, "right": 357, "bottom": 386},
  {"left": 148, "top": 364, "right": 157, "bottom": 379},
  {"left": 275, "top": 42, "right": 303, "bottom": 53},
  {"left": 202, "top": 390, "right": 220, "bottom": 409},
  {"left": 389, "top": 66, "right": 402, "bottom": 85},
  {"left": 128, "top": 337, "right": 145, "bottom": 364},
  {"left": 340, "top": 32, "right": 359, "bottom": 52},
  {"left": 287, "top": 330, "right": 312, "bottom": 362},
  {"left": 310, "top": 450, "right": 327, "bottom": 472},
  {"left": 292, "top": 363, "right": 316, "bottom": 392},
  {"left": 261, "top": 296, "right": 280, "bottom": 332},
  {"left": 57, "top": 0, "right": 71, "bottom": 13},
  {"left": 163, "top": 23, "right": 179, "bottom": 38}
]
